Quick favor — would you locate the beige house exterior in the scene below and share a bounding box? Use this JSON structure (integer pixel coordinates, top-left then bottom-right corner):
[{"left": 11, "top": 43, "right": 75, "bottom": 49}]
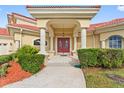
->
[{"left": 1, "top": 5, "right": 124, "bottom": 57}]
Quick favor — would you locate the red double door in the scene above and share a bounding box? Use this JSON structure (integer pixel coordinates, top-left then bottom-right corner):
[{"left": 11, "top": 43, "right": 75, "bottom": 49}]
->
[{"left": 57, "top": 38, "right": 70, "bottom": 53}]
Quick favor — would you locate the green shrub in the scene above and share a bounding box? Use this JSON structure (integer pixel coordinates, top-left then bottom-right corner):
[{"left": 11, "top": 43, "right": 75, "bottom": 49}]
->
[
  {"left": 97, "top": 49, "right": 124, "bottom": 68},
  {"left": 17, "top": 45, "right": 39, "bottom": 56},
  {"left": 0, "top": 55, "right": 12, "bottom": 65},
  {"left": 9, "top": 53, "right": 18, "bottom": 61},
  {"left": 77, "top": 48, "right": 124, "bottom": 68},
  {"left": 0, "top": 63, "right": 9, "bottom": 77},
  {"left": 16, "top": 45, "right": 44, "bottom": 74},
  {"left": 77, "top": 48, "right": 100, "bottom": 68},
  {"left": 18, "top": 54, "right": 45, "bottom": 74}
]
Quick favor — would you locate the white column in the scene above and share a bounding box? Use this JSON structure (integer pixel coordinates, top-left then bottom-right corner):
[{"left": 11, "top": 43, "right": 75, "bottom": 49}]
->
[
  {"left": 81, "top": 28, "right": 86, "bottom": 48},
  {"left": 74, "top": 37, "right": 77, "bottom": 51},
  {"left": 40, "top": 28, "right": 46, "bottom": 54},
  {"left": 101, "top": 40, "right": 105, "bottom": 48},
  {"left": 50, "top": 36, "right": 54, "bottom": 51}
]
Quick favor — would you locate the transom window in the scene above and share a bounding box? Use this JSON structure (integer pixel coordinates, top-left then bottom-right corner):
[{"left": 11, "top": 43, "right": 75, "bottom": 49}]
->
[{"left": 109, "top": 35, "right": 122, "bottom": 48}]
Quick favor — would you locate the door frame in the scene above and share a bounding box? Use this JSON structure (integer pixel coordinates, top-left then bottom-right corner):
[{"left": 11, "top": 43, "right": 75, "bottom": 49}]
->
[{"left": 55, "top": 36, "right": 72, "bottom": 55}]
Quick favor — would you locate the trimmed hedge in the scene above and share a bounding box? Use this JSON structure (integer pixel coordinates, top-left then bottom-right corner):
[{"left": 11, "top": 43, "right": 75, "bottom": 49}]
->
[
  {"left": 17, "top": 45, "right": 45, "bottom": 74},
  {"left": 77, "top": 48, "right": 124, "bottom": 68},
  {"left": 17, "top": 45, "right": 39, "bottom": 56},
  {"left": 77, "top": 49, "right": 100, "bottom": 68},
  {"left": 18, "top": 54, "right": 45, "bottom": 74},
  {"left": 0, "top": 55, "right": 12, "bottom": 65}
]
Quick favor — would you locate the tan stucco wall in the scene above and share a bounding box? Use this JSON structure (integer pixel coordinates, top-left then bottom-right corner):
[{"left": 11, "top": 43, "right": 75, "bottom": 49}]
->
[
  {"left": 37, "top": 19, "right": 49, "bottom": 27},
  {"left": 94, "top": 34, "right": 100, "bottom": 48},
  {"left": 21, "top": 34, "right": 39, "bottom": 46},
  {"left": 100, "top": 30, "right": 124, "bottom": 41},
  {"left": 16, "top": 18, "right": 37, "bottom": 26},
  {"left": 99, "top": 30, "right": 124, "bottom": 48},
  {"left": 77, "top": 37, "right": 81, "bottom": 49},
  {"left": 78, "top": 19, "right": 91, "bottom": 27},
  {"left": 86, "top": 35, "right": 93, "bottom": 48},
  {"left": 7, "top": 17, "right": 124, "bottom": 56},
  {"left": 14, "top": 32, "right": 40, "bottom": 51}
]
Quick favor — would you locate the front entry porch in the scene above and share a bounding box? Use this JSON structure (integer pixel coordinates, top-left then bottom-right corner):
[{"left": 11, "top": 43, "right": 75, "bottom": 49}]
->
[
  {"left": 39, "top": 19, "right": 87, "bottom": 57},
  {"left": 27, "top": 5, "right": 100, "bottom": 57}
]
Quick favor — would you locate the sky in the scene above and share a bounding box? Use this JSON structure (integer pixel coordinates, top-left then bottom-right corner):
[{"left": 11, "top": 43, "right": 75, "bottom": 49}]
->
[{"left": 0, "top": 5, "right": 124, "bottom": 27}]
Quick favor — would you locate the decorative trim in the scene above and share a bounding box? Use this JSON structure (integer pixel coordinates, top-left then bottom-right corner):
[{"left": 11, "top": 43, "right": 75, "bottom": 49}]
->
[
  {"left": 12, "top": 13, "right": 37, "bottom": 22},
  {"left": 27, "top": 5, "right": 101, "bottom": 8},
  {"left": 40, "top": 27, "right": 46, "bottom": 30}
]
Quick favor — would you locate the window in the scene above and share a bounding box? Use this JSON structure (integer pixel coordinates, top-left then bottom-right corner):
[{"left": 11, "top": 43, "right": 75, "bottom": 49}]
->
[
  {"left": 45, "top": 41, "right": 47, "bottom": 46},
  {"left": 34, "top": 39, "right": 40, "bottom": 45},
  {"left": 34, "top": 39, "right": 48, "bottom": 46},
  {"left": 109, "top": 35, "right": 122, "bottom": 48},
  {"left": 3, "top": 43, "right": 7, "bottom": 46},
  {"left": 10, "top": 43, "right": 12, "bottom": 46}
]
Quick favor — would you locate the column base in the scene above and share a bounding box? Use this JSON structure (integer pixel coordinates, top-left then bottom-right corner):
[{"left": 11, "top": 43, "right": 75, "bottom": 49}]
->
[
  {"left": 71, "top": 50, "right": 78, "bottom": 57},
  {"left": 48, "top": 51, "right": 55, "bottom": 59},
  {"left": 39, "top": 51, "right": 48, "bottom": 55}
]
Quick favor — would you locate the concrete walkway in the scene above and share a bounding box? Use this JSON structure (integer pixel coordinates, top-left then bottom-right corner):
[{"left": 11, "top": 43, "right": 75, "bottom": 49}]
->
[{"left": 4, "top": 55, "right": 86, "bottom": 88}]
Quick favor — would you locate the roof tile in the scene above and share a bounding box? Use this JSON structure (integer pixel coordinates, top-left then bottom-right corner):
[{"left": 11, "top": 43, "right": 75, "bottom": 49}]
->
[
  {"left": 0, "top": 28, "right": 9, "bottom": 36},
  {"left": 9, "top": 24, "right": 40, "bottom": 31},
  {"left": 88, "top": 18, "right": 124, "bottom": 31}
]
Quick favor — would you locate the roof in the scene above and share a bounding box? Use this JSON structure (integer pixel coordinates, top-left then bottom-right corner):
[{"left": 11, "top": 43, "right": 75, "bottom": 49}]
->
[
  {"left": 88, "top": 18, "right": 124, "bottom": 31},
  {"left": 10, "top": 13, "right": 37, "bottom": 22},
  {"left": 27, "top": 5, "right": 100, "bottom": 8},
  {"left": 9, "top": 24, "right": 40, "bottom": 31},
  {"left": 0, "top": 28, "right": 9, "bottom": 36}
]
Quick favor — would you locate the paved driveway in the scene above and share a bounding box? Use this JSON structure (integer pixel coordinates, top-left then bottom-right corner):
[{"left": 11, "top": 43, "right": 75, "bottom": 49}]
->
[{"left": 4, "top": 55, "right": 86, "bottom": 88}]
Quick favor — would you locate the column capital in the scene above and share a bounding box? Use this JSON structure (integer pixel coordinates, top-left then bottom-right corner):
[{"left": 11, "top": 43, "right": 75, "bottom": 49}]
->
[
  {"left": 49, "top": 31, "right": 54, "bottom": 37},
  {"left": 73, "top": 32, "right": 78, "bottom": 37},
  {"left": 40, "top": 27, "right": 46, "bottom": 30},
  {"left": 80, "top": 27, "right": 88, "bottom": 30}
]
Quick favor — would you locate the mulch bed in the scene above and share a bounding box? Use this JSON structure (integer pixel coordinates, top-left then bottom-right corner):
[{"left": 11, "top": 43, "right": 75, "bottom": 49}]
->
[
  {"left": 0, "top": 61, "right": 45, "bottom": 87},
  {"left": 0, "top": 61, "right": 31, "bottom": 87}
]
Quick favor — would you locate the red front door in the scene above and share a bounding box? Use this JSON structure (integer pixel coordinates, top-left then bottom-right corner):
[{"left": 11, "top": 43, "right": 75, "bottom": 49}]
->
[{"left": 57, "top": 38, "right": 70, "bottom": 53}]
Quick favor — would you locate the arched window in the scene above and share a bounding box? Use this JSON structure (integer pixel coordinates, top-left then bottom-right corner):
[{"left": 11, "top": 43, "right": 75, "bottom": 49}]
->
[
  {"left": 109, "top": 35, "right": 122, "bottom": 48},
  {"left": 33, "top": 39, "right": 48, "bottom": 46},
  {"left": 34, "top": 39, "right": 40, "bottom": 45}
]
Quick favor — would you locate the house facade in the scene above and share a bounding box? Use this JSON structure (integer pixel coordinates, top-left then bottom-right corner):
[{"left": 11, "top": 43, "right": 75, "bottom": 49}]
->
[{"left": 1, "top": 5, "right": 124, "bottom": 57}]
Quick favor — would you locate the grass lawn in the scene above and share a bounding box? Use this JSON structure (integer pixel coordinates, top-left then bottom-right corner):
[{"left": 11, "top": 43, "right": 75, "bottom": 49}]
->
[{"left": 83, "top": 67, "right": 124, "bottom": 88}]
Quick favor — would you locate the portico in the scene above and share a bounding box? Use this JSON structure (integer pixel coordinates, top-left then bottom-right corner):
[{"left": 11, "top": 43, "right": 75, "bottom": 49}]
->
[{"left": 27, "top": 6, "right": 100, "bottom": 56}]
